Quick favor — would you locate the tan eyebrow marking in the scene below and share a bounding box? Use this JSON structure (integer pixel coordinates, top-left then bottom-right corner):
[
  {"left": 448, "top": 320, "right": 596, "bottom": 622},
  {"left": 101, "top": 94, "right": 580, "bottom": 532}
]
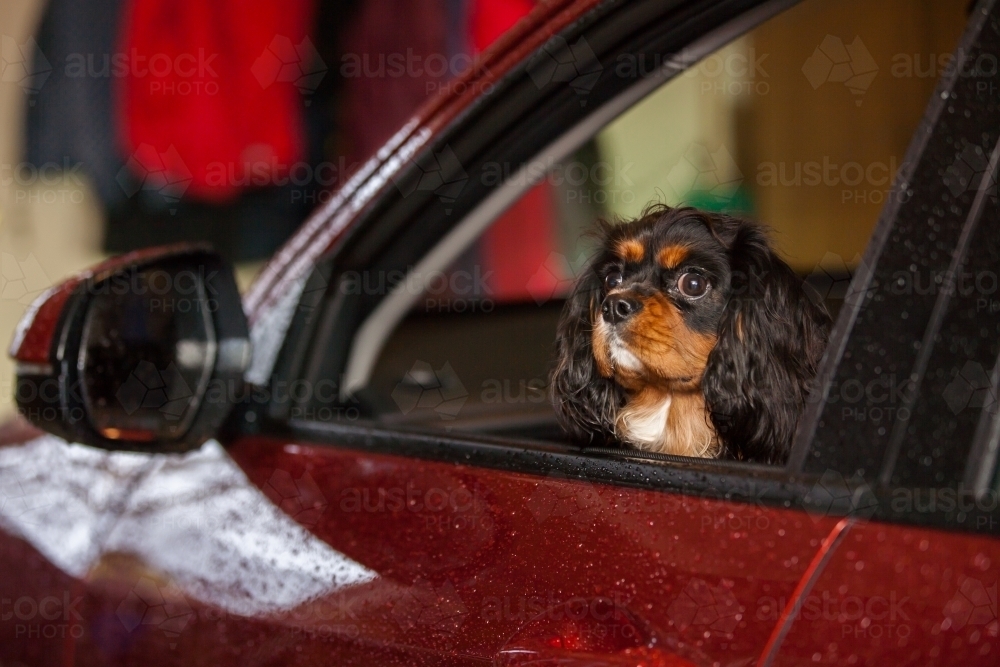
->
[
  {"left": 615, "top": 239, "right": 645, "bottom": 263},
  {"left": 657, "top": 245, "right": 690, "bottom": 269}
]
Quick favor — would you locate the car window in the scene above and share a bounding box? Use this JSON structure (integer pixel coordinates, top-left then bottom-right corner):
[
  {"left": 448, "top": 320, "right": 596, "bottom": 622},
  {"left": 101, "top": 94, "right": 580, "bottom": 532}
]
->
[
  {"left": 282, "top": 0, "right": 975, "bottom": 474},
  {"left": 345, "top": 0, "right": 968, "bottom": 450}
]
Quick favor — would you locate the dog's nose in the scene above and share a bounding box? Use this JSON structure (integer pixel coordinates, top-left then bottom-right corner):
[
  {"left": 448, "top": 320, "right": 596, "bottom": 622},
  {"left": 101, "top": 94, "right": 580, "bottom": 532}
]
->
[{"left": 602, "top": 295, "right": 641, "bottom": 324}]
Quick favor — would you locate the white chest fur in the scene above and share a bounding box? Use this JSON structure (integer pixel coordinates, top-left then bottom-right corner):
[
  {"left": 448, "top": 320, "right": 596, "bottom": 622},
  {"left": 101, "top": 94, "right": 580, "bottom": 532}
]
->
[
  {"left": 618, "top": 394, "right": 672, "bottom": 447},
  {"left": 616, "top": 389, "right": 719, "bottom": 458}
]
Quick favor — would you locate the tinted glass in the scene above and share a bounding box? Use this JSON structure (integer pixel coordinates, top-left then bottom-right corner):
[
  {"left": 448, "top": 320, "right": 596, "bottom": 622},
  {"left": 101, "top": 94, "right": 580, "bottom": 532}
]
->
[{"left": 79, "top": 265, "right": 216, "bottom": 441}]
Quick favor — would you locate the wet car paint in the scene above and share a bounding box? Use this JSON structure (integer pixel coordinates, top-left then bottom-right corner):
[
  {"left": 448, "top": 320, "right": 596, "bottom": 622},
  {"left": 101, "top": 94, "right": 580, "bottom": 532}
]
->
[
  {"left": 1, "top": 434, "right": 839, "bottom": 666},
  {"left": 3, "top": 434, "right": 998, "bottom": 665},
  {"left": 772, "top": 520, "right": 1000, "bottom": 665}
]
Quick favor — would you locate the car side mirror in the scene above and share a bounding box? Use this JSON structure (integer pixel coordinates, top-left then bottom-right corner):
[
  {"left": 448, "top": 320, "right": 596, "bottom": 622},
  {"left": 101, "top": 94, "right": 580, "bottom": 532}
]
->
[{"left": 8, "top": 244, "right": 251, "bottom": 452}]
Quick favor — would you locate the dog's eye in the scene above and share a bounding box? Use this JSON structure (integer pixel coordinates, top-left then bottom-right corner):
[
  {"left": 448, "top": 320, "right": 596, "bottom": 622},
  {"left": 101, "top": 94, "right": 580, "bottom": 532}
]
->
[
  {"left": 677, "top": 272, "right": 709, "bottom": 299},
  {"left": 605, "top": 271, "right": 623, "bottom": 289}
]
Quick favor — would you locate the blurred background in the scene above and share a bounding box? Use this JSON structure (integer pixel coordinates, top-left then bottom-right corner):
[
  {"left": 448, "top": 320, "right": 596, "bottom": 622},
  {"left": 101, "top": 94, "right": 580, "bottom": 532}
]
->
[{"left": 0, "top": 0, "right": 969, "bottom": 424}]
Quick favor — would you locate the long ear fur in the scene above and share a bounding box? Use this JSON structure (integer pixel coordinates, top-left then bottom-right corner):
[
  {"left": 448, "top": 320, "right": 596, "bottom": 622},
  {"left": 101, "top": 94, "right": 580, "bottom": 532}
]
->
[
  {"left": 550, "top": 266, "right": 624, "bottom": 444},
  {"left": 703, "top": 223, "right": 831, "bottom": 464}
]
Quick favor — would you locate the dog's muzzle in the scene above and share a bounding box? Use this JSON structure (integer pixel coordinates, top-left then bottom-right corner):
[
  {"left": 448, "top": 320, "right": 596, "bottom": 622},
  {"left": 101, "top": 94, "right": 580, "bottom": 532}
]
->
[{"left": 602, "top": 295, "right": 642, "bottom": 325}]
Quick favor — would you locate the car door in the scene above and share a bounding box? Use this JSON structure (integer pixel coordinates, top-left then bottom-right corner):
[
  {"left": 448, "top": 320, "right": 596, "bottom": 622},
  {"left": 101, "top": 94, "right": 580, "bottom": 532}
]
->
[
  {"left": 228, "top": 3, "right": 841, "bottom": 665},
  {"left": 218, "top": 2, "right": 994, "bottom": 667}
]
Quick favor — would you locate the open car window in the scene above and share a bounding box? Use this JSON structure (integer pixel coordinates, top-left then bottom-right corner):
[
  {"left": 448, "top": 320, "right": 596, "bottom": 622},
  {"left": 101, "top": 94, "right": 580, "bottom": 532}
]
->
[
  {"left": 275, "top": 0, "right": 998, "bottom": 502},
  {"left": 336, "top": 0, "right": 968, "bottom": 452}
]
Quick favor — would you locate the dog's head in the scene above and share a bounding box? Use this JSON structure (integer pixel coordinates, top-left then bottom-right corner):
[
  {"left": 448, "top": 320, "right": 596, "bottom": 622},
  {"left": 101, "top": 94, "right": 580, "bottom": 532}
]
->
[{"left": 550, "top": 205, "right": 831, "bottom": 463}]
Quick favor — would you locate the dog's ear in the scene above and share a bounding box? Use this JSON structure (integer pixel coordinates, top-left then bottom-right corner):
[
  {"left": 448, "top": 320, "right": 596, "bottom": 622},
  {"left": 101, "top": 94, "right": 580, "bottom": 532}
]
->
[
  {"left": 702, "top": 223, "right": 831, "bottom": 464},
  {"left": 550, "top": 265, "right": 624, "bottom": 444}
]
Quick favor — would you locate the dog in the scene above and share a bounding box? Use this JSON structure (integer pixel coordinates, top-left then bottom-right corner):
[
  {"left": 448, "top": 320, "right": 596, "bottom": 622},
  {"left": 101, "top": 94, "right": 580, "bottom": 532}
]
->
[{"left": 550, "top": 205, "right": 831, "bottom": 464}]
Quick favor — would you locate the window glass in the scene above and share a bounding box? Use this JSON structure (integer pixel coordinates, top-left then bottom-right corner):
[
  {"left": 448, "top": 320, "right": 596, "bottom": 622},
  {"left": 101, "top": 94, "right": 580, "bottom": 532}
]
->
[{"left": 359, "top": 0, "right": 968, "bottom": 443}]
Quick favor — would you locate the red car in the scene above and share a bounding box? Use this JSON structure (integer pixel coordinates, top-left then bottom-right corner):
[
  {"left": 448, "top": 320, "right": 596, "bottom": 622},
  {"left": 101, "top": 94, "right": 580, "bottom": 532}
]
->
[{"left": 2, "top": 0, "right": 999, "bottom": 665}]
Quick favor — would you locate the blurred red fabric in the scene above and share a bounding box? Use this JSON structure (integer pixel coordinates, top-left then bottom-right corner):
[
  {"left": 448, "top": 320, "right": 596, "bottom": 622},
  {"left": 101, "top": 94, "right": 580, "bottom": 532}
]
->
[
  {"left": 117, "top": 0, "right": 315, "bottom": 202},
  {"left": 472, "top": 0, "right": 559, "bottom": 303},
  {"left": 340, "top": 0, "right": 448, "bottom": 169}
]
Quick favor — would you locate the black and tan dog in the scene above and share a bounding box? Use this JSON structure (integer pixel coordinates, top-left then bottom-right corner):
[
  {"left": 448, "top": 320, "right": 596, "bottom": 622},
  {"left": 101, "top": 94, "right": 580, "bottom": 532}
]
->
[{"left": 551, "top": 205, "right": 831, "bottom": 464}]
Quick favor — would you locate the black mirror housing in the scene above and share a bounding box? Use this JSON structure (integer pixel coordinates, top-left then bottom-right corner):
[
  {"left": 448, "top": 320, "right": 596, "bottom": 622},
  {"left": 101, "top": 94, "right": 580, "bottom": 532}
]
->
[{"left": 9, "top": 245, "right": 251, "bottom": 452}]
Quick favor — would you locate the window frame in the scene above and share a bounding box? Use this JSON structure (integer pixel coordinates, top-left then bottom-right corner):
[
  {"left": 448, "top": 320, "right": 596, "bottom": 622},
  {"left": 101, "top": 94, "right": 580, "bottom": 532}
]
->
[{"left": 789, "top": 0, "right": 1000, "bottom": 495}]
